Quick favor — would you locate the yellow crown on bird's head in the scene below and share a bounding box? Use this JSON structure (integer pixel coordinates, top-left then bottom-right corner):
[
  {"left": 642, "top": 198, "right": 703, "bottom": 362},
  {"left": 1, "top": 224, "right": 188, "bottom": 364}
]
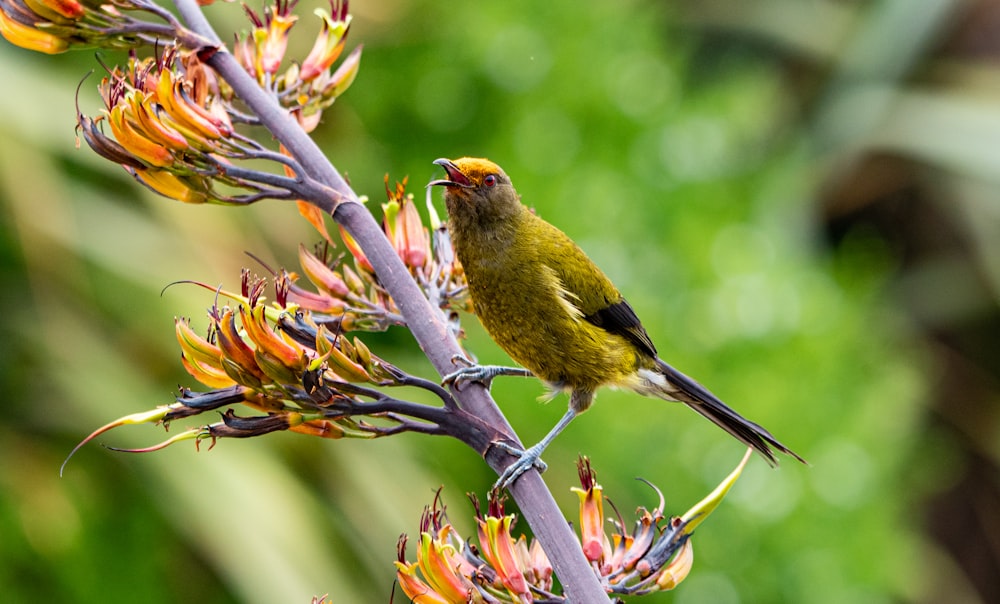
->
[{"left": 431, "top": 157, "right": 511, "bottom": 190}]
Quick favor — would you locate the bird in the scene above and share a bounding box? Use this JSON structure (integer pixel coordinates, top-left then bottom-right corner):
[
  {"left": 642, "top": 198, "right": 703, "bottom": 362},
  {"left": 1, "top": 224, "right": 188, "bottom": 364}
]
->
[{"left": 429, "top": 157, "right": 805, "bottom": 489}]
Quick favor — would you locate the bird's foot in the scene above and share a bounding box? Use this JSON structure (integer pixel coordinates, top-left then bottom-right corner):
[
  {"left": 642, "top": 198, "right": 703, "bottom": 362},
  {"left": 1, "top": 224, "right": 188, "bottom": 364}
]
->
[
  {"left": 491, "top": 441, "right": 548, "bottom": 492},
  {"left": 442, "top": 355, "right": 532, "bottom": 389}
]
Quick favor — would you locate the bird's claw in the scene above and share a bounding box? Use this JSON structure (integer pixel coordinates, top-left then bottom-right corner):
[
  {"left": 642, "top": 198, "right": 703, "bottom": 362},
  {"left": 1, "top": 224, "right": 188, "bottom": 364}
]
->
[
  {"left": 442, "top": 364, "right": 486, "bottom": 388},
  {"left": 441, "top": 358, "right": 532, "bottom": 389},
  {"left": 442, "top": 354, "right": 482, "bottom": 387},
  {"left": 449, "top": 354, "right": 476, "bottom": 370},
  {"left": 491, "top": 441, "right": 548, "bottom": 492}
]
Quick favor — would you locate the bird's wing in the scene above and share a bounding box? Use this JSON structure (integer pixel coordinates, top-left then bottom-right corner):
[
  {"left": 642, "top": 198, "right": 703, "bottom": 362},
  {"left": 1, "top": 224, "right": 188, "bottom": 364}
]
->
[
  {"left": 532, "top": 216, "right": 658, "bottom": 358},
  {"left": 583, "top": 299, "right": 658, "bottom": 358}
]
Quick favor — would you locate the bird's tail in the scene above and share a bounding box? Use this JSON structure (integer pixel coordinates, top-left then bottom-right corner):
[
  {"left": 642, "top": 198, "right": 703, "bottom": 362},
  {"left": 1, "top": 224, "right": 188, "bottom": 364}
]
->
[{"left": 649, "top": 358, "right": 806, "bottom": 466}]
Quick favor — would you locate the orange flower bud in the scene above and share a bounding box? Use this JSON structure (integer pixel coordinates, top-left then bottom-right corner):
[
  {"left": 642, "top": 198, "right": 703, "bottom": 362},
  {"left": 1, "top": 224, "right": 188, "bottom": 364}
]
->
[
  {"left": 261, "top": 12, "right": 296, "bottom": 75},
  {"left": 107, "top": 105, "right": 173, "bottom": 167},
  {"left": 0, "top": 6, "right": 68, "bottom": 54},
  {"left": 130, "top": 168, "right": 209, "bottom": 204},
  {"left": 573, "top": 484, "right": 606, "bottom": 564},
  {"left": 298, "top": 244, "right": 350, "bottom": 297},
  {"left": 341, "top": 264, "right": 366, "bottom": 295},
  {"left": 321, "top": 44, "right": 361, "bottom": 99},
  {"left": 397, "top": 195, "right": 429, "bottom": 268},
  {"left": 216, "top": 308, "right": 270, "bottom": 388},
  {"left": 416, "top": 531, "right": 477, "bottom": 603},
  {"left": 289, "top": 419, "right": 347, "bottom": 439},
  {"left": 239, "top": 304, "right": 308, "bottom": 384},
  {"left": 25, "top": 0, "right": 84, "bottom": 21},
  {"left": 175, "top": 318, "right": 236, "bottom": 388},
  {"left": 314, "top": 325, "right": 371, "bottom": 383},
  {"left": 280, "top": 274, "right": 347, "bottom": 313},
  {"left": 655, "top": 539, "right": 694, "bottom": 590},
  {"left": 394, "top": 560, "right": 451, "bottom": 604},
  {"left": 299, "top": 2, "right": 350, "bottom": 81},
  {"left": 154, "top": 68, "right": 224, "bottom": 140},
  {"left": 127, "top": 91, "right": 189, "bottom": 152},
  {"left": 477, "top": 513, "right": 531, "bottom": 601},
  {"left": 338, "top": 225, "right": 373, "bottom": 273}
]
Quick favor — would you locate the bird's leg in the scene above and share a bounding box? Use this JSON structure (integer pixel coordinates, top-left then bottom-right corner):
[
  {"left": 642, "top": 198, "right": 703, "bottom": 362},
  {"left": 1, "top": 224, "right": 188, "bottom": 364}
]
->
[
  {"left": 491, "top": 406, "right": 578, "bottom": 491},
  {"left": 442, "top": 354, "right": 533, "bottom": 389}
]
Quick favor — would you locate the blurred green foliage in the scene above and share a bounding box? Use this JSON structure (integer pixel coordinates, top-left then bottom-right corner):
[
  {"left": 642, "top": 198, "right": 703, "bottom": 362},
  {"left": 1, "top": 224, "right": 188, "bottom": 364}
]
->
[{"left": 2, "top": 0, "right": 996, "bottom": 602}]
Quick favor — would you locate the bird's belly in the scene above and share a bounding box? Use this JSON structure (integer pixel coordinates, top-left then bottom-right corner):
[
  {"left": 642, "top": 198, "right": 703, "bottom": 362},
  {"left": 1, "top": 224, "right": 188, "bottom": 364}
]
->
[{"left": 471, "top": 285, "right": 638, "bottom": 391}]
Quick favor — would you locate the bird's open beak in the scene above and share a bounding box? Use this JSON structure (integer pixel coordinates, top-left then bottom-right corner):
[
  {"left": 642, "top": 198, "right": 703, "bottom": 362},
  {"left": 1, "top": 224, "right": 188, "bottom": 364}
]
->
[{"left": 429, "top": 158, "right": 473, "bottom": 188}]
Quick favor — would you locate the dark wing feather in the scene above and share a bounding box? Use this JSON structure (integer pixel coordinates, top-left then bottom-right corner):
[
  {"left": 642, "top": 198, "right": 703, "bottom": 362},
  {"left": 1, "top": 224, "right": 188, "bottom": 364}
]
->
[{"left": 584, "top": 299, "right": 657, "bottom": 359}]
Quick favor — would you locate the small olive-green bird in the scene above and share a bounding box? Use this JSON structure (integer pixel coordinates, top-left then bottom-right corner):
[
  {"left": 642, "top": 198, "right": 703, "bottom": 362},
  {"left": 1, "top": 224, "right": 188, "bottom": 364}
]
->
[{"left": 431, "top": 157, "right": 804, "bottom": 488}]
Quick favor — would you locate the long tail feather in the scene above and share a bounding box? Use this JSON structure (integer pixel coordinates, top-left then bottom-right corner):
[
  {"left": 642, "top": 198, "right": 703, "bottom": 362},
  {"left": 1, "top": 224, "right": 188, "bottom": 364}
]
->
[{"left": 653, "top": 358, "right": 806, "bottom": 465}]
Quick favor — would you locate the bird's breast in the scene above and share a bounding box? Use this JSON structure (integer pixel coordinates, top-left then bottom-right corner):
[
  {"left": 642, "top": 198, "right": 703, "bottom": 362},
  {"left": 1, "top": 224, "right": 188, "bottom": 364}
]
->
[{"left": 461, "top": 248, "right": 639, "bottom": 391}]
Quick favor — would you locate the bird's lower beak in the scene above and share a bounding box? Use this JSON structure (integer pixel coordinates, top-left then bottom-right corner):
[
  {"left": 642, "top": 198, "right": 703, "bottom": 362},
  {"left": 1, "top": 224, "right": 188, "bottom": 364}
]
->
[{"left": 429, "top": 158, "right": 473, "bottom": 188}]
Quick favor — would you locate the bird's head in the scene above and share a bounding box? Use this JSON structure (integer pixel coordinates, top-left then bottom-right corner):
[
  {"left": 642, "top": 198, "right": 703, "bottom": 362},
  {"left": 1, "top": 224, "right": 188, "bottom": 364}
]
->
[{"left": 429, "top": 157, "right": 517, "bottom": 211}]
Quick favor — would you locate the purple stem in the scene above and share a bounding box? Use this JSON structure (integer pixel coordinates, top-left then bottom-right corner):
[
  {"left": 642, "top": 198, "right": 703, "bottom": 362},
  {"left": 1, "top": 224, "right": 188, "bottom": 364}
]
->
[{"left": 168, "top": 2, "right": 612, "bottom": 600}]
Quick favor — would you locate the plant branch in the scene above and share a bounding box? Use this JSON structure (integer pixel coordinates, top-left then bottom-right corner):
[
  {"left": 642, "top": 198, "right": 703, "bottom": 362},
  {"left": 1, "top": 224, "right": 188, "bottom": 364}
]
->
[
  {"left": 320, "top": 380, "right": 501, "bottom": 453},
  {"left": 170, "top": 1, "right": 612, "bottom": 600}
]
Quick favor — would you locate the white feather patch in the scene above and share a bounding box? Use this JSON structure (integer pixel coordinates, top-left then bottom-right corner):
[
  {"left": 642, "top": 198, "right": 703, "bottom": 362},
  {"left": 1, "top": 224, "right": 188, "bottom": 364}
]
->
[
  {"left": 540, "top": 265, "right": 584, "bottom": 321},
  {"left": 629, "top": 367, "right": 681, "bottom": 401}
]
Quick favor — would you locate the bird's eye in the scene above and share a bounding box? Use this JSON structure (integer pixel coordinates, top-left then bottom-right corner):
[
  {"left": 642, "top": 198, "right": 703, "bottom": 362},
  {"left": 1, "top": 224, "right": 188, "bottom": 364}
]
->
[{"left": 483, "top": 174, "right": 497, "bottom": 187}]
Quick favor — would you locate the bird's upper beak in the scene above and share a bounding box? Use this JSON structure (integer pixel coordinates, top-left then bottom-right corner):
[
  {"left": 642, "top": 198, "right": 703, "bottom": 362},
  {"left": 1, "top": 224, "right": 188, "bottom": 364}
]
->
[{"left": 429, "top": 158, "right": 473, "bottom": 188}]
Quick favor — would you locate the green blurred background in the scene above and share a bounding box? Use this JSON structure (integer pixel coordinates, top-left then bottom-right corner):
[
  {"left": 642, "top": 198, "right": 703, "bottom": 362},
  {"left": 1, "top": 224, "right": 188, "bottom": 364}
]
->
[{"left": 2, "top": 0, "right": 998, "bottom": 602}]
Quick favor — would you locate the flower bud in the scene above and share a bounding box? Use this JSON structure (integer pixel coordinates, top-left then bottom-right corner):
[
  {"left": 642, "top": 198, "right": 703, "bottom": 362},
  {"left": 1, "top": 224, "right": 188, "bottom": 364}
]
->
[
  {"left": 300, "top": 1, "right": 351, "bottom": 82},
  {"left": 216, "top": 308, "right": 270, "bottom": 388},
  {"left": 175, "top": 318, "right": 235, "bottom": 388},
  {"left": 298, "top": 244, "right": 350, "bottom": 297},
  {"left": 572, "top": 459, "right": 608, "bottom": 564}
]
